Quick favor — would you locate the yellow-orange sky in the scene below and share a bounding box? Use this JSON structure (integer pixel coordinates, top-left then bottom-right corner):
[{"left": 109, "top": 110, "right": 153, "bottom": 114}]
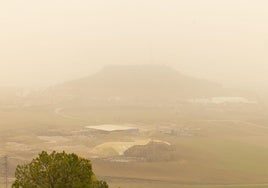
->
[{"left": 0, "top": 0, "right": 267, "bottom": 89}]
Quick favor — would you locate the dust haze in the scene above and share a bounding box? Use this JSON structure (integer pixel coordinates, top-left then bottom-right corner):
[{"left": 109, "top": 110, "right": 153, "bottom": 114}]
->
[
  {"left": 1, "top": 0, "right": 268, "bottom": 89},
  {"left": 1, "top": 1, "right": 268, "bottom": 188}
]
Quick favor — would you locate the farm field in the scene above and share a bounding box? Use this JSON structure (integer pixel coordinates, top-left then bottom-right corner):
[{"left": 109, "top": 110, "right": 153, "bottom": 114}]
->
[
  {"left": 1, "top": 103, "right": 268, "bottom": 188},
  {"left": 108, "top": 183, "right": 268, "bottom": 188}
]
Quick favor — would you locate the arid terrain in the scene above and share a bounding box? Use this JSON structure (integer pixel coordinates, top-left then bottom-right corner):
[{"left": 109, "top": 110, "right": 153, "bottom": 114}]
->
[
  {"left": 2, "top": 0, "right": 268, "bottom": 187},
  {"left": 1, "top": 66, "right": 268, "bottom": 188}
]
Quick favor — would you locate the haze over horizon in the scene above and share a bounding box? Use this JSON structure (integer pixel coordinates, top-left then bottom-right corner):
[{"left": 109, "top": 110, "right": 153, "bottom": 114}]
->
[
  {"left": 2, "top": 2, "right": 268, "bottom": 187},
  {"left": 1, "top": 0, "right": 268, "bottom": 90}
]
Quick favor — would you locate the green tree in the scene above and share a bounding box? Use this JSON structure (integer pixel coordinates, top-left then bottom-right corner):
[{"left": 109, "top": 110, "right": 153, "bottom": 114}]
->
[{"left": 12, "top": 151, "right": 108, "bottom": 188}]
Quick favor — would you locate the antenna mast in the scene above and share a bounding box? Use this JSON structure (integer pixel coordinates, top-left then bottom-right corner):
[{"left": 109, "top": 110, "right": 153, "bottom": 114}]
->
[{"left": 1, "top": 155, "right": 8, "bottom": 188}]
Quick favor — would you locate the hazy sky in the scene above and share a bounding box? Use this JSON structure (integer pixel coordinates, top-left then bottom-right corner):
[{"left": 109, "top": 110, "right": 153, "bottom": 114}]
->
[{"left": 0, "top": 0, "right": 268, "bottom": 89}]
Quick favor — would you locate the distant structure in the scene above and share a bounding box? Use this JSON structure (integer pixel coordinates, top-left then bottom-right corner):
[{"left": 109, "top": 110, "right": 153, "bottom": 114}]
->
[
  {"left": 0, "top": 155, "right": 8, "bottom": 188},
  {"left": 85, "top": 124, "right": 139, "bottom": 134},
  {"left": 189, "top": 97, "right": 256, "bottom": 105}
]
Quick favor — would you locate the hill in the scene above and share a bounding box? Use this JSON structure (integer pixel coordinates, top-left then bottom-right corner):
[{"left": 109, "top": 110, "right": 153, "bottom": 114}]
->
[
  {"left": 124, "top": 141, "right": 178, "bottom": 162},
  {"left": 47, "top": 65, "right": 239, "bottom": 104}
]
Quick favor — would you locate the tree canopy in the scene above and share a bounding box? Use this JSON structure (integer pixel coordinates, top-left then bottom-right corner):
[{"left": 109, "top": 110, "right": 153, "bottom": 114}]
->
[{"left": 12, "top": 151, "right": 108, "bottom": 188}]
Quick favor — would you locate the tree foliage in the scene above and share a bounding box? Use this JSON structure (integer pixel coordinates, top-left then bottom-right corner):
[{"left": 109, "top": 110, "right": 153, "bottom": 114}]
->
[{"left": 12, "top": 151, "right": 108, "bottom": 188}]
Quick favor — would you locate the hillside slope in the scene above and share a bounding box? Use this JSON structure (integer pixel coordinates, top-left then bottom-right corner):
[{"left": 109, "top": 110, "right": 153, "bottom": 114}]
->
[{"left": 47, "top": 65, "right": 236, "bottom": 104}]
